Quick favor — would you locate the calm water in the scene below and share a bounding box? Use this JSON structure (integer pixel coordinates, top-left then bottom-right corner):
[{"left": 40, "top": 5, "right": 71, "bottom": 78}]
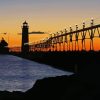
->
[{"left": 0, "top": 55, "right": 73, "bottom": 92}]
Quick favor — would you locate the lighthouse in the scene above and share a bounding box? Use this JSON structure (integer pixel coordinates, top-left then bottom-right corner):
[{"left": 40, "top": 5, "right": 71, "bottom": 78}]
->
[{"left": 21, "top": 21, "right": 29, "bottom": 53}]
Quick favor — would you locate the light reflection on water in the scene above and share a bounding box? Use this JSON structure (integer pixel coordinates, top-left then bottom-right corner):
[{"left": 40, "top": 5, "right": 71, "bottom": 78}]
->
[{"left": 0, "top": 55, "right": 73, "bottom": 92}]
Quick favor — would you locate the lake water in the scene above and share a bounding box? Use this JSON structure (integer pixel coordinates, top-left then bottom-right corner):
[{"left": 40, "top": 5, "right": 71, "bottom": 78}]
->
[{"left": 0, "top": 55, "right": 73, "bottom": 92}]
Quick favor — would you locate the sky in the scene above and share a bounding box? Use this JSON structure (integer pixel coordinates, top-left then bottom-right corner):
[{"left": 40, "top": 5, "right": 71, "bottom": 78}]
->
[{"left": 0, "top": 0, "right": 100, "bottom": 47}]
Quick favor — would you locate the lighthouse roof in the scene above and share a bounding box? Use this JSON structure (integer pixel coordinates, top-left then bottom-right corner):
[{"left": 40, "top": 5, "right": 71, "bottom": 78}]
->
[{"left": 23, "top": 21, "right": 28, "bottom": 24}]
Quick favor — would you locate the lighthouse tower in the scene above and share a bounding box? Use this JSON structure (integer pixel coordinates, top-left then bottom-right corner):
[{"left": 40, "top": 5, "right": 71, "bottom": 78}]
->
[{"left": 21, "top": 21, "right": 29, "bottom": 53}]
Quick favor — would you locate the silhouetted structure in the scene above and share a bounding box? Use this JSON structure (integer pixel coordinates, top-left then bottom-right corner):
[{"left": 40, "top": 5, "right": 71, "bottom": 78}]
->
[
  {"left": 21, "top": 21, "right": 29, "bottom": 53},
  {"left": 0, "top": 38, "right": 9, "bottom": 53},
  {"left": 10, "top": 19, "right": 100, "bottom": 52}
]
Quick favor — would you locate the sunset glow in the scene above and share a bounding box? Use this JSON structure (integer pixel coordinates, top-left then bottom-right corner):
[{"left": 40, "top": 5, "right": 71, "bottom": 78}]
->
[{"left": 0, "top": 0, "right": 100, "bottom": 49}]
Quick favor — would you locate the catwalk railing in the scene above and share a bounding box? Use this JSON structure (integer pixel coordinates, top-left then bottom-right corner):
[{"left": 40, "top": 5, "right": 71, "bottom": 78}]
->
[{"left": 9, "top": 19, "right": 100, "bottom": 52}]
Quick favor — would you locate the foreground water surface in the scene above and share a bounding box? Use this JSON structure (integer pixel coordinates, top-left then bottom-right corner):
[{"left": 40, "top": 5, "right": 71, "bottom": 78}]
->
[{"left": 0, "top": 55, "right": 73, "bottom": 92}]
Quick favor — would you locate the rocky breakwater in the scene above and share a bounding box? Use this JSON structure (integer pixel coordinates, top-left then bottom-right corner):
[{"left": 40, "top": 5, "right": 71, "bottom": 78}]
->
[{"left": 0, "top": 72, "right": 100, "bottom": 100}]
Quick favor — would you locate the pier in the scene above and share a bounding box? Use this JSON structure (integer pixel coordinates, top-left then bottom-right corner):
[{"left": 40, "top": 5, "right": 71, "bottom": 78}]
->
[{"left": 6, "top": 19, "right": 100, "bottom": 73}]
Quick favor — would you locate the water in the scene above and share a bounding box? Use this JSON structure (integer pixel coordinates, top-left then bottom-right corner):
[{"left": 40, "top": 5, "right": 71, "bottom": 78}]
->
[{"left": 0, "top": 55, "right": 73, "bottom": 92}]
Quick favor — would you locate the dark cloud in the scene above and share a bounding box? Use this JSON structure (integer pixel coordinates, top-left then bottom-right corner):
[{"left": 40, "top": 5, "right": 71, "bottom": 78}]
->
[{"left": 29, "top": 31, "right": 45, "bottom": 34}]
